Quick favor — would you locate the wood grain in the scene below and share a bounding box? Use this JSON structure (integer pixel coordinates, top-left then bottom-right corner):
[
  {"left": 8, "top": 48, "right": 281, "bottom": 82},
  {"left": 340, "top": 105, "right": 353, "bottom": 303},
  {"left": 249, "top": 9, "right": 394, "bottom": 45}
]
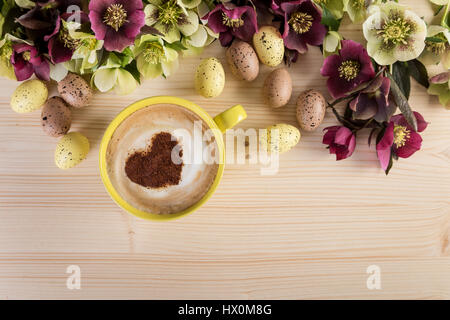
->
[{"left": 0, "top": 0, "right": 449, "bottom": 299}]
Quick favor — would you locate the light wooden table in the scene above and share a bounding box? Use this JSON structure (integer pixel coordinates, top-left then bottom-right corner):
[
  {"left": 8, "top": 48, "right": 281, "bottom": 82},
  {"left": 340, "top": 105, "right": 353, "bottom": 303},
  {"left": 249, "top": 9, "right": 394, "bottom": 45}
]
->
[{"left": 0, "top": 0, "right": 449, "bottom": 300}]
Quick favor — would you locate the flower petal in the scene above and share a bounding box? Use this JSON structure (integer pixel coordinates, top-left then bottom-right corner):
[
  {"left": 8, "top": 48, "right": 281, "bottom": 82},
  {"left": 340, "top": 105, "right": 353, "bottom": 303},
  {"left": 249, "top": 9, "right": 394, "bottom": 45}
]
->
[
  {"left": 178, "top": 10, "right": 199, "bottom": 37},
  {"left": 376, "top": 122, "right": 394, "bottom": 171},
  {"left": 395, "top": 130, "right": 422, "bottom": 158},
  {"left": 93, "top": 68, "right": 118, "bottom": 92},
  {"left": 115, "top": 69, "right": 138, "bottom": 95}
]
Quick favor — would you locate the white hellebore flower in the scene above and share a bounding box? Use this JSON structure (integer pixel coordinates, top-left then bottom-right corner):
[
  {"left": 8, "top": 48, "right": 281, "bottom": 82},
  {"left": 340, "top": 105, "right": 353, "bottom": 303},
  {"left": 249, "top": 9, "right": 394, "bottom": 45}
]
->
[{"left": 363, "top": 1, "right": 427, "bottom": 65}]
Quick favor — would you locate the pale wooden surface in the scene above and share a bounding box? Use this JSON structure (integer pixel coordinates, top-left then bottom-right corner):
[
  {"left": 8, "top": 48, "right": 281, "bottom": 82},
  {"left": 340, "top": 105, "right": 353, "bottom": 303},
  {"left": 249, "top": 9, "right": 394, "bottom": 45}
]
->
[{"left": 0, "top": 0, "right": 449, "bottom": 300}]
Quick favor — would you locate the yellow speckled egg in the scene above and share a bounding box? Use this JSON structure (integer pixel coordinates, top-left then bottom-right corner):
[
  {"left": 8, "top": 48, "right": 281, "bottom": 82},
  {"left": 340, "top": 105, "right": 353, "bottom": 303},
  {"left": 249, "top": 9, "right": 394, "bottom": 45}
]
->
[
  {"left": 253, "top": 26, "right": 285, "bottom": 67},
  {"left": 260, "top": 123, "right": 300, "bottom": 154},
  {"left": 10, "top": 80, "right": 48, "bottom": 113},
  {"left": 54, "top": 132, "right": 90, "bottom": 169},
  {"left": 195, "top": 57, "right": 225, "bottom": 98}
]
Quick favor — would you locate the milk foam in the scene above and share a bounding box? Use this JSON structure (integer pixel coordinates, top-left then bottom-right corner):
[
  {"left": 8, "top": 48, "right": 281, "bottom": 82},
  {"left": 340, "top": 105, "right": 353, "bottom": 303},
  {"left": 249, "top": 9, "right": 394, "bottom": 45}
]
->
[{"left": 106, "top": 104, "right": 219, "bottom": 214}]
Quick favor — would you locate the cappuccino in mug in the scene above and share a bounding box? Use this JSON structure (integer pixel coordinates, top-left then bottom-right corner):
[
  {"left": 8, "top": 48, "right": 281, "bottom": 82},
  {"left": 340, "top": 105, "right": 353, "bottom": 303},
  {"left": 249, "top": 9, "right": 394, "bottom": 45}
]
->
[{"left": 106, "top": 104, "right": 219, "bottom": 214}]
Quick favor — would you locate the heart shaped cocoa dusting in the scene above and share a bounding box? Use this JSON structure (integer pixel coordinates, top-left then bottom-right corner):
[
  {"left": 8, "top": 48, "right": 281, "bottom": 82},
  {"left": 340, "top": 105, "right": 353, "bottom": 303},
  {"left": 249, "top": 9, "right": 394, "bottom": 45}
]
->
[{"left": 125, "top": 132, "right": 183, "bottom": 188}]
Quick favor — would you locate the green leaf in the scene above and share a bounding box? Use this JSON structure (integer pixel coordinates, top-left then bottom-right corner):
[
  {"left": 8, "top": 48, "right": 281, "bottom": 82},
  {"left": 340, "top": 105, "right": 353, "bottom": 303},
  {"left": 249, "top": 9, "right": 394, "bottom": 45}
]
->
[
  {"left": 124, "top": 60, "right": 141, "bottom": 84},
  {"left": 320, "top": 6, "right": 341, "bottom": 31},
  {"left": 386, "top": 71, "right": 418, "bottom": 132},
  {"left": 407, "top": 59, "right": 429, "bottom": 88},
  {"left": 392, "top": 62, "right": 410, "bottom": 99}
]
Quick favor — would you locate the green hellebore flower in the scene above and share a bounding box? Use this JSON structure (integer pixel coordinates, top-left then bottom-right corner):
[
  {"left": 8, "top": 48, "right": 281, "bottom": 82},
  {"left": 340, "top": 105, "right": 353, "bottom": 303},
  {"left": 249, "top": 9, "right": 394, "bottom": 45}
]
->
[
  {"left": 420, "top": 25, "right": 450, "bottom": 69},
  {"left": 0, "top": 38, "right": 16, "bottom": 80},
  {"left": 91, "top": 53, "right": 138, "bottom": 95},
  {"left": 428, "top": 69, "right": 450, "bottom": 109},
  {"left": 314, "top": 0, "right": 345, "bottom": 19},
  {"left": 428, "top": 81, "right": 450, "bottom": 109},
  {"left": 64, "top": 21, "right": 104, "bottom": 73},
  {"left": 343, "top": 0, "right": 367, "bottom": 23},
  {"left": 134, "top": 34, "right": 179, "bottom": 79},
  {"left": 363, "top": 1, "right": 427, "bottom": 65},
  {"left": 144, "top": 0, "right": 200, "bottom": 43}
]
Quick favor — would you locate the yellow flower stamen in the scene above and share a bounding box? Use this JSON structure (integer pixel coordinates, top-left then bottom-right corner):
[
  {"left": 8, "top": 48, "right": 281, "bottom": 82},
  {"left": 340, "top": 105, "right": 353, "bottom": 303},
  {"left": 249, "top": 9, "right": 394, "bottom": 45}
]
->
[
  {"left": 222, "top": 12, "right": 244, "bottom": 28},
  {"left": 352, "top": 0, "right": 365, "bottom": 9},
  {"left": 143, "top": 42, "right": 164, "bottom": 64},
  {"left": 393, "top": 125, "right": 410, "bottom": 148},
  {"left": 289, "top": 12, "right": 314, "bottom": 34},
  {"left": 338, "top": 60, "right": 360, "bottom": 81},
  {"left": 425, "top": 34, "right": 448, "bottom": 55},
  {"left": 377, "top": 15, "right": 412, "bottom": 46},
  {"left": 22, "top": 51, "right": 31, "bottom": 61},
  {"left": 158, "top": 0, "right": 183, "bottom": 27},
  {"left": 58, "top": 28, "right": 81, "bottom": 50},
  {"left": 103, "top": 3, "right": 128, "bottom": 32}
]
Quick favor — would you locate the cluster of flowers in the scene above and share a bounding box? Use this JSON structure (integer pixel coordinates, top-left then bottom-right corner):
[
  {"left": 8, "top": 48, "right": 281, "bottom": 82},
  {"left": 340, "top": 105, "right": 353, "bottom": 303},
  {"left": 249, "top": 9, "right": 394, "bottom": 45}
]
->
[
  {"left": 0, "top": 0, "right": 220, "bottom": 94},
  {"left": 205, "top": 0, "right": 447, "bottom": 173},
  {"left": 0, "top": 0, "right": 448, "bottom": 172}
]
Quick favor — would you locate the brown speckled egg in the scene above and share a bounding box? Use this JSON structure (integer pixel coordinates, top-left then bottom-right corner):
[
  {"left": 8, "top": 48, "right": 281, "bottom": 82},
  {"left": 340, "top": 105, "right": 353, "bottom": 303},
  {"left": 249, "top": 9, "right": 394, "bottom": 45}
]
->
[
  {"left": 41, "top": 96, "right": 72, "bottom": 137},
  {"left": 58, "top": 73, "right": 92, "bottom": 108},
  {"left": 263, "top": 68, "right": 292, "bottom": 108},
  {"left": 296, "top": 89, "right": 326, "bottom": 131},
  {"left": 226, "top": 40, "right": 259, "bottom": 81}
]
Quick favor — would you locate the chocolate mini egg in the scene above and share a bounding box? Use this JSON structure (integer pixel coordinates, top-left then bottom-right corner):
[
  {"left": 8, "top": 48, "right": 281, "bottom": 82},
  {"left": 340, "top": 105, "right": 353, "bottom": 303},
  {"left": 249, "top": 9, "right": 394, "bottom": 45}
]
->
[
  {"left": 10, "top": 80, "right": 48, "bottom": 113},
  {"left": 41, "top": 96, "right": 72, "bottom": 137},
  {"left": 226, "top": 40, "right": 259, "bottom": 81},
  {"left": 54, "top": 132, "right": 90, "bottom": 169},
  {"left": 195, "top": 57, "right": 225, "bottom": 98},
  {"left": 58, "top": 73, "right": 93, "bottom": 108},
  {"left": 296, "top": 89, "right": 326, "bottom": 131},
  {"left": 252, "top": 26, "right": 284, "bottom": 67},
  {"left": 263, "top": 68, "right": 292, "bottom": 108}
]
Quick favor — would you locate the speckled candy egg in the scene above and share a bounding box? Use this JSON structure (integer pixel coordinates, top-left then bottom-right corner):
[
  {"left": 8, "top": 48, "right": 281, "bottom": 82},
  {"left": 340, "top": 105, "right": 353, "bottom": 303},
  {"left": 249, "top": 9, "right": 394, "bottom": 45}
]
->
[
  {"left": 296, "top": 89, "right": 326, "bottom": 131},
  {"left": 10, "top": 80, "right": 48, "bottom": 113},
  {"left": 226, "top": 40, "right": 259, "bottom": 81},
  {"left": 41, "top": 96, "right": 72, "bottom": 137},
  {"left": 58, "top": 73, "right": 93, "bottom": 108},
  {"left": 263, "top": 68, "right": 292, "bottom": 108},
  {"left": 195, "top": 58, "right": 225, "bottom": 98},
  {"left": 54, "top": 132, "right": 90, "bottom": 169},
  {"left": 252, "top": 26, "right": 284, "bottom": 67},
  {"left": 260, "top": 123, "right": 301, "bottom": 154}
]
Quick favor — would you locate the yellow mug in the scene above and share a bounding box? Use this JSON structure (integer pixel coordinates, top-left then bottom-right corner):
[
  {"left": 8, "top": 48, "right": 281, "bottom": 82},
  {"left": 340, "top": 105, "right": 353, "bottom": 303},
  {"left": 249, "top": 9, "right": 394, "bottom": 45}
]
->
[{"left": 99, "top": 96, "right": 247, "bottom": 221}]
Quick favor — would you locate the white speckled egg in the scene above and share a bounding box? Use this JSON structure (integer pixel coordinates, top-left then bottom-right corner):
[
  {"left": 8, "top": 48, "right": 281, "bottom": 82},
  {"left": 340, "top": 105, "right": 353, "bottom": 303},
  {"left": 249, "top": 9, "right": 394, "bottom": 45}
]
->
[
  {"left": 296, "top": 89, "right": 326, "bottom": 131},
  {"left": 54, "top": 132, "right": 90, "bottom": 169},
  {"left": 263, "top": 68, "right": 292, "bottom": 108},
  {"left": 226, "top": 40, "right": 259, "bottom": 81},
  {"left": 195, "top": 58, "right": 225, "bottom": 98},
  {"left": 260, "top": 123, "right": 300, "bottom": 154},
  {"left": 10, "top": 80, "right": 48, "bottom": 113},
  {"left": 252, "top": 26, "right": 285, "bottom": 67}
]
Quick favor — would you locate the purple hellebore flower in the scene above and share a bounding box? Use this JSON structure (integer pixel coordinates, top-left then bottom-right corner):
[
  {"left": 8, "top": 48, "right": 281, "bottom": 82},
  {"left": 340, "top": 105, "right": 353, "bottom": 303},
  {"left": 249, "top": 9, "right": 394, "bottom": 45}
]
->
[
  {"left": 10, "top": 43, "right": 50, "bottom": 81},
  {"left": 274, "top": 0, "right": 326, "bottom": 53},
  {"left": 320, "top": 39, "right": 375, "bottom": 99},
  {"left": 203, "top": 3, "right": 258, "bottom": 47},
  {"left": 322, "top": 125, "right": 356, "bottom": 160},
  {"left": 376, "top": 112, "right": 428, "bottom": 171},
  {"left": 89, "top": 0, "right": 145, "bottom": 52},
  {"left": 44, "top": 12, "right": 90, "bottom": 63},
  {"left": 349, "top": 74, "right": 396, "bottom": 122}
]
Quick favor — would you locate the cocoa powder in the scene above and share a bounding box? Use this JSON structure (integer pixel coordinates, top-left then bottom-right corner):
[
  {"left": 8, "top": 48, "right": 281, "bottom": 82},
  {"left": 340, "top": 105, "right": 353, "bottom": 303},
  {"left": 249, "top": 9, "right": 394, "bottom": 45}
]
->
[{"left": 125, "top": 132, "right": 183, "bottom": 188}]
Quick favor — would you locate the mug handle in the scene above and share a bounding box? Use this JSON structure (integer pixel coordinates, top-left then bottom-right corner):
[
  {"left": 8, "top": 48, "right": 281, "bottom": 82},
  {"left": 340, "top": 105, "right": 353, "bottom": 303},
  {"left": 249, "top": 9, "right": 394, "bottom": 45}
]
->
[{"left": 213, "top": 104, "right": 247, "bottom": 133}]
